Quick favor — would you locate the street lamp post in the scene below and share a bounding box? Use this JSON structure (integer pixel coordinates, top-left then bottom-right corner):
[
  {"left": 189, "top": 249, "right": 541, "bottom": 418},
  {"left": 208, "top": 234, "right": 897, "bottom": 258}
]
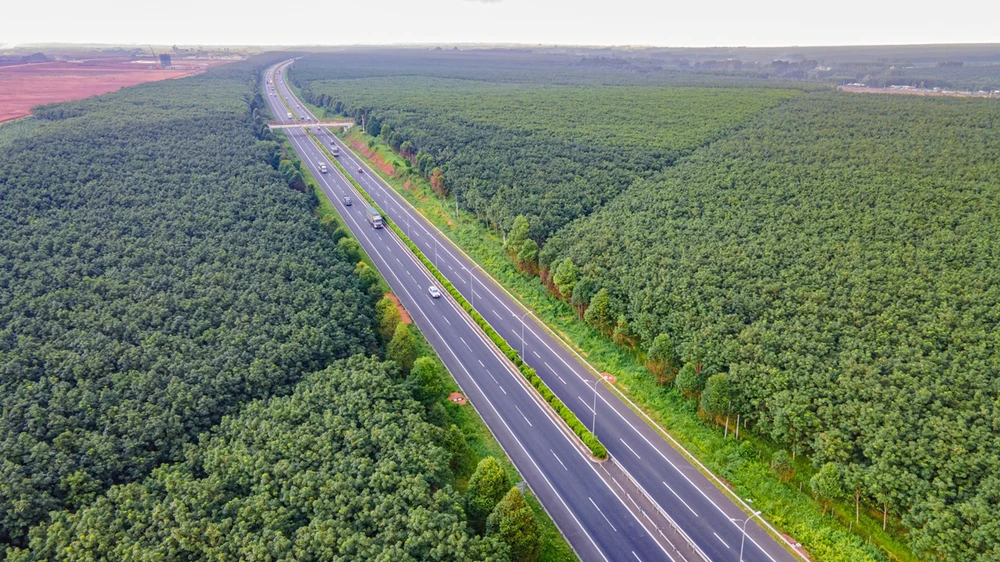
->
[{"left": 730, "top": 510, "right": 763, "bottom": 562}]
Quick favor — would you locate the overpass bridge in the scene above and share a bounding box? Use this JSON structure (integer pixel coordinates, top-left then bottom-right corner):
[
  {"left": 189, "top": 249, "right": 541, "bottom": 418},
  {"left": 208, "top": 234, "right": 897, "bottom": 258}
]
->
[{"left": 267, "top": 121, "right": 355, "bottom": 130}]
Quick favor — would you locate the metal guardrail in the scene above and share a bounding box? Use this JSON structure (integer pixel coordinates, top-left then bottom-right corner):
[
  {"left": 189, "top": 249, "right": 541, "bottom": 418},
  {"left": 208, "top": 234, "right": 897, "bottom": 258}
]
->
[{"left": 610, "top": 456, "right": 711, "bottom": 562}]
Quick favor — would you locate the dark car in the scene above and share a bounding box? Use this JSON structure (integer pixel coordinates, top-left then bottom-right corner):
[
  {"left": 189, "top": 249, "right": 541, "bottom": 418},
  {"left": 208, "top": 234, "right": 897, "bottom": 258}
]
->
[{"left": 344, "top": 196, "right": 352, "bottom": 206}]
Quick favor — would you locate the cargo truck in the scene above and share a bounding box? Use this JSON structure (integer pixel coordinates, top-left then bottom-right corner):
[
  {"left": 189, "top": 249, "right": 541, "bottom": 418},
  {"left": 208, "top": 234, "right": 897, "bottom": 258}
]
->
[
  {"left": 331, "top": 145, "right": 340, "bottom": 157},
  {"left": 366, "top": 206, "right": 383, "bottom": 229}
]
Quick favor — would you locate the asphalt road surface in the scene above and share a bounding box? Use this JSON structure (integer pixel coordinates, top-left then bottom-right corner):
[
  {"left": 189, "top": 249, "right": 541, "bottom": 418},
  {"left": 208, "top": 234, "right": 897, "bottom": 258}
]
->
[{"left": 264, "top": 62, "right": 801, "bottom": 562}]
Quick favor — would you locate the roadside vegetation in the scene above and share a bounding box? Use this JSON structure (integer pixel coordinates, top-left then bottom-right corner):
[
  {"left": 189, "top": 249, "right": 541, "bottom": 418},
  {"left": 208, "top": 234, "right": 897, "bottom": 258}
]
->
[{"left": 287, "top": 50, "right": 1000, "bottom": 561}]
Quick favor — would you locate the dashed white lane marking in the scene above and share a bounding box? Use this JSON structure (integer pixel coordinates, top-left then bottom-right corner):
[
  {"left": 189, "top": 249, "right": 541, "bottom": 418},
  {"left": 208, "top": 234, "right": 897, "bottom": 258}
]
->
[
  {"left": 514, "top": 405, "right": 533, "bottom": 426},
  {"left": 498, "top": 385, "right": 507, "bottom": 395},
  {"left": 533, "top": 351, "right": 541, "bottom": 358},
  {"left": 620, "top": 438, "right": 642, "bottom": 459},
  {"left": 551, "top": 449, "right": 568, "bottom": 471},
  {"left": 589, "top": 497, "right": 618, "bottom": 532},
  {"left": 578, "top": 396, "right": 595, "bottom": 414},
  {"left": 443, "top": 316, "right": 451, "bottom": 325},
  {"left": 714, "top": 532, "right": 730, "bottom": 549},
  {"left": 632, "top": 552, "right": 642, "bottom": 562},
  {"left": 478, "top": 360, "right": 485, "bottom": 367},
  {"left": 663, "top": 481, "right": 699, "bottom": 517},
  {"left": 460, "top": 337, "right": 472, "bottom": 350}
]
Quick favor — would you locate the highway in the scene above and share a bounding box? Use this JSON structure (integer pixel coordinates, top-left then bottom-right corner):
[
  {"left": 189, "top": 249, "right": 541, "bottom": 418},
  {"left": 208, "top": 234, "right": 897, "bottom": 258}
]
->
[
  {"left": 263, "top": 63, "right": 676, "bottom": 562},
  {"left": 266, "top": 61, "right": 801, "bottom": 562}
]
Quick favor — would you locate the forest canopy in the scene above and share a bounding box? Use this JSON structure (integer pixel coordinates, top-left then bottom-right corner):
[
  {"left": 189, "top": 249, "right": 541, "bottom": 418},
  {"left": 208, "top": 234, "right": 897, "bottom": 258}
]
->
[
  {"left": 0, "top": 56, "right": 379, "bottom": 548},
  {"left": 7, "top": 356, "right": 507, "bottom": 562}
]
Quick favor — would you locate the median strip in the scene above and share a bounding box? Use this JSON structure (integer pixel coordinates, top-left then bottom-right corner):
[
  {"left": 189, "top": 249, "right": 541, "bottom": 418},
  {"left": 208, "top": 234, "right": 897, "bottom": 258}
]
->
[{"left": 307, "top": 129, "right": 608, "bottom": 460}]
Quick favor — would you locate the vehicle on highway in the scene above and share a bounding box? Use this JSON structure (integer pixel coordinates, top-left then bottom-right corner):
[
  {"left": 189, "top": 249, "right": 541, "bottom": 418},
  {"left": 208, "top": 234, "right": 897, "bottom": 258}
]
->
[
  {"left": 319, "top": 163, "right": 327, "bottom": 174},
  {"left": 366, "top": 206, "right": 383, "bottom": 229},
  {"left": 428, "top": 286, "right": 442, "bottom": 299},
  {"left": 286, "top": 112, "right": 292, "bottom": 119},
  {"left": 331, "top": 145, "right": 340, "bottom": 157},
  {"left": 344, "top": 196, "right": 352, "bottom": 206},
  {"left": 358, "top": 167, "right": 363, "bottom": 173}
]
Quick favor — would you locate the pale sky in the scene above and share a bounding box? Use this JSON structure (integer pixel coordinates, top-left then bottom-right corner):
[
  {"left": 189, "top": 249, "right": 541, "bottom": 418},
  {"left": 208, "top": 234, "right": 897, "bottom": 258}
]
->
[{"left": 2, "top": 0, "right": 998, "bottom": 48}]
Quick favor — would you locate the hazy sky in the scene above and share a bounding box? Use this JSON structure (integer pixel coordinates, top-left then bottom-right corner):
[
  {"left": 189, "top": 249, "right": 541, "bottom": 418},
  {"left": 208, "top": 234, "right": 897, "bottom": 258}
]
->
[{"left": 3, "top": 0, "right": 998, "bottom": 48}]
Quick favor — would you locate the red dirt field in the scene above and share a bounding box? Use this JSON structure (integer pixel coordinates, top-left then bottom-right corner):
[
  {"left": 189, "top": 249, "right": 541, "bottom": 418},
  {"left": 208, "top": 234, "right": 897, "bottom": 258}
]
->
[{"left": 0, "top": 59, "right": 232, "bottom": 123}]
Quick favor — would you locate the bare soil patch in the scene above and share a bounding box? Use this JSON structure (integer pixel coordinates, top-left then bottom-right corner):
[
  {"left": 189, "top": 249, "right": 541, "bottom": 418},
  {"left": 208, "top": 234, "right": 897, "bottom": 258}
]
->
[
  {"left": 0, "top": 59, "right": 230, "bottom": 123},
  {"left": 448, "top": 392, "right": 467, "bottom": 405},
  {"left": 384, "top": 293, "right": 412, "bottom": 324}
]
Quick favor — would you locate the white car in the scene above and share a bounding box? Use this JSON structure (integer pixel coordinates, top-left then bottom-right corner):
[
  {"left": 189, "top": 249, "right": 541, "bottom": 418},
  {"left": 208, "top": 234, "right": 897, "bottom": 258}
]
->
[{"left": 428, "top": 286, "right": 442, "bottom": 299}]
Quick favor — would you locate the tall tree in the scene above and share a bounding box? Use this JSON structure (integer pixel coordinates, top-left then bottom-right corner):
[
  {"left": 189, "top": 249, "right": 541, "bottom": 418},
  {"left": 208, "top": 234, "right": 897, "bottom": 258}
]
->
[
  {"left": 487, "top": 487, "right": 541, "bottom": 562},
  {"left": 467, "top": 457, "right": 511, "bottom": 533},
  {"left": 646, "top": 333, "right": 677, "bottom": 385},
  {"left": 387, "top": 323, "right": 418, "bottom": 376},
  {"left": 376, "top": 296, "right": 402, "bottom": 343}
]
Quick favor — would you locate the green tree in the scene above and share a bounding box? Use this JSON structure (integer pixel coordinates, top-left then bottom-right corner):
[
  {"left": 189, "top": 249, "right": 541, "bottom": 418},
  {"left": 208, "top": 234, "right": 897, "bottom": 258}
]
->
[
  {"left": 487, "top": 487, "right": 541, "bottom": 562},
  {"left": 380, "top": 122, "right": 391, "bottom": 141},
  {"left": 517, "top": 239, "right": 539, "bottom": 274},
  {"left": 700, "top": 372, "right": 732, "bottom": 425},
  {"left": 467, "top": 457, "right": 511, "bottom": 532},
  {"left": 675, "top": 362, "right": 704, "bottom": 399},
  {"left": 337, "top": 237, "right": 363, "bottom": 262},
  {"left": 810, "top": 462, "right": 846, "bottom": 517},
  {"left": 551, "top": 258, "right": 579, "bottom": 302},
  {"left": 354, "top": 261, "right": 381, "bottom": 300},
  {"left": 646, "top": 333, "right": 676, "bottom": 385},
  {"left": 444, "top": 424, "right": 472, "bottom": 478},
  {"left": 570, "top": 277, "right": 597, "bottom": 319},
  {"left": 375, "top": 297, "right": 401, "bottom": 343},
  {"left": 584, "top": 288, "right": 614, "bottom": 336},
  {"left": 387, "top": 323, "right": 417, "bottom": 376},
  {"left": 772, "top": 449, "right": 795, "bottom": 483},
  {"left": 505, "top": 215, "right": 530, "bottom": 257},
  {"left": 408, "top": 357, "right": 445, "bottom": 407}
]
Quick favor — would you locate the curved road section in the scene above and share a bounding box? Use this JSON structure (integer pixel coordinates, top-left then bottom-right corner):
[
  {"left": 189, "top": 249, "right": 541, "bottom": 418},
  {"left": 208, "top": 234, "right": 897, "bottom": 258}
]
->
[{"left": 266, "top": 61, "right": 800, "bottom": 562}]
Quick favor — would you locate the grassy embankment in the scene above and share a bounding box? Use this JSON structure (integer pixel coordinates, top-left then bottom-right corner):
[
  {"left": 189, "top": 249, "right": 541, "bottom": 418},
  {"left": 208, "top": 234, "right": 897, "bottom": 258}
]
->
[
  {"left": 275, "top": 128, "right": 578, "bottom": 562},
  {"left": 293, "top": 88, "right": 917, "bottom": 561}
]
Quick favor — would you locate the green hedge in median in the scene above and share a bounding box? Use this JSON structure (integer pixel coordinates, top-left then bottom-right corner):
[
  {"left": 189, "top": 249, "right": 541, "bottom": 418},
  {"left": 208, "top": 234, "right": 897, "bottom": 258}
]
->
[{"left": 311, "top": 131, "right": 607, "bottom": 460}]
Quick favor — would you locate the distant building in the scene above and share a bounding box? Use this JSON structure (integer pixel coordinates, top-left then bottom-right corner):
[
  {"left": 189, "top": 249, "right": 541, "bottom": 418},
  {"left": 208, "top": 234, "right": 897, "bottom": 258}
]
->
[{"left": 159, "top": 54, "right": 172, "bottom": 68}]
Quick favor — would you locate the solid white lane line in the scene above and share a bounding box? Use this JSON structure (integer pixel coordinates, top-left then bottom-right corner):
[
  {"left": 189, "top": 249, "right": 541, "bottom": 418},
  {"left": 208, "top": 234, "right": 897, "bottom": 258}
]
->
[
  {"left": 514, "top": 405, "right": 533, "bottom": 427},
  {"left": 551, "top": 449, "right": 568, "bottom": 471},
  {"left": 663, "top": 482, "right": 699, "bottom": 517},
  {"left": 620, "top": 438, "right": 642, "bottom": 459},
  {"left": 714, "top": 533, "right": 730, "bottom": 549},
  {"left": 589, "top": 497, "right": 618, "bottom": 532}
]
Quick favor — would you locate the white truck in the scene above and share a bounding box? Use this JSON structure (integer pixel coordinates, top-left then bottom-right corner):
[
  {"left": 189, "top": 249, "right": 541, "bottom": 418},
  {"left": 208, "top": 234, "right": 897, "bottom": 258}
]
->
[
  {"left": 331, "top": 145, "right": 340, "bottom": 157},
  {"left": 366, "top": 206, "right": 383, "bottom": 229}
]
